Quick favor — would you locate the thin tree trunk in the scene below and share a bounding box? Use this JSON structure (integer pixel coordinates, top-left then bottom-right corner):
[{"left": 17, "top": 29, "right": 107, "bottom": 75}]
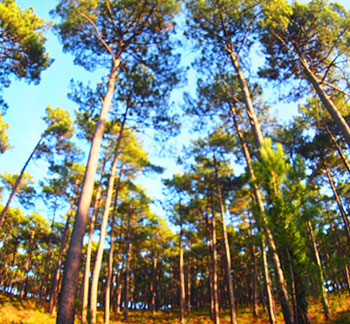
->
[
  {"left": 249, "top": 217, "right": 259, "bottom": 317},
  {"left": 306, "top": 221, "right": 330, "bottom": 320},
  {"left": 230, "top": 105, "right": 291, "bottom": 324},
  {"left": 179, "top": 222, "right": 186, "bottom": 324},
  {"left": 49, "top": 205, "right": 75, "bottom": 314},
  {"left": 300, "top": 57, "right": 350, "bottom": 148},
  {"left": 323, "top": 159, "right": 350, "bottom": 243},
  {"left": 262, "top": 236, "right": 277, "bottom": 324},
  {"left": 124, "top": 208, "right": 133, "bottom": 322},
  {"left": 20, "top": 230, "right": 35, "bottom": 299},
  {"left": 209, "top": 201, "right": 221, "bottom": 324},
  {"left": 324, "top": 123, "right": 350, "bottom": 174},
  {"left": 90, "top": 153, "right": 124, "bottom": 324},
  {"left": 57, "top": 58, "right": 120, "bottom": 324},
  {"left": 151, "top": 250, "right": 158, "bottom": 314},
  {"left": 213, "top": 156, "right": 237, "bottom": 324},
  {"left": 204, "top": 211, "right": 216, "bottom": 323},
  {"left": 81, "top": 142, "right": 111, "bottom": 324},
  {"left": 0, "top": 135, "right": 44, "bottom": 229},
  {"left": 104, "top": 167, "right": 123, "bottom": 324}
]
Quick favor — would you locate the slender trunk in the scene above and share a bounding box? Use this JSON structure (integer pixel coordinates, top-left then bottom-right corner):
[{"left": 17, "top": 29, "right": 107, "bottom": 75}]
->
[
  {"left": 104, "top": 167, "right": 123, "bottom": 324},
  {"left": 151, "top": 250, "right": 158, "bottom": 314},
  {"left": 0, "top": 135, "right": 44, "bottom": 229},
  {"left": 262, "top": 237, "right": 277, "bottom": 324},
  {"left": 209, "top": 203, "right": 221, "bottom": 324},
  {"left": 324, "top": 159, "right": 350, "bottom": 243},
  {"left": 57, "top": 58, "right": 120, "bottom": 324},
  {"left": 124, "top": 209, "right": 133, "bottom": 322},
  {"left": 179, "top": 222, "right": 185, "bottom": 324},
  {"left": 204, "top": 211, "right": 216, "bottom": 322},
  {"left": 49, "top": 205, "right": 75, "bottom": 314},
  {"left": 286, "top": 248, "right": 298, "bottom": 324},
  {"left": 231, "top": 105, "right": 292, "bottom": 324},
  {"left": 20, "top": 230, "right": 35, "bottom": 299},
  {"left": 115, "top": 268, "right": 123, "bottom": 314},
  {"left": 187, "top": 247, "right": 191, "bottom": 314},
  {"left": 300, "top": 57, "right": 350, "bottom": 149},
  {"left": 249, "top": 217, "right": 259, "bottom": 317},
  {"left": 306, "top": 221, "right": 330, "bottom": 320},
  {"left": 324, "top": 123, "right": 350, "bottom": 174},
  {"left": 90, "top": 154, "right": 123, "bottom": 324},
  {"left": 81, "top": 142, "right": 110, "bottom": 324},
  {"left": 213, "top": 157, "right": 237, "bottom": 324}
]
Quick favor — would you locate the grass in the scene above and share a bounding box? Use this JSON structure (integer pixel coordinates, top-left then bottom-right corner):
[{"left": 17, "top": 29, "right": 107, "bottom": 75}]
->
[{"left": 0, "top": 292, "right": 349, "bottom": 324}]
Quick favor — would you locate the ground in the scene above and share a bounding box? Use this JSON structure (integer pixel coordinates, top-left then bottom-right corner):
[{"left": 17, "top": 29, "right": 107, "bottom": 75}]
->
[{"left": 0, "top": 292, "right": 349, "bottom": 324}]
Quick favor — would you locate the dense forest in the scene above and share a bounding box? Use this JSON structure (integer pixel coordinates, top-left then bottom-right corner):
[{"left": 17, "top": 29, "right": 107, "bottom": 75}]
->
[{"left": 1, "top": 0, "right": 350, "bottom": 323}]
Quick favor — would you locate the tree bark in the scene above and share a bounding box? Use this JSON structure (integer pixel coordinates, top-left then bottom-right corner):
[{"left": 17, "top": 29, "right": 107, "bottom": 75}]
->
[
  {"left": 230, "top": 105, "right": 292, "bottom": 324},
  {"left": 104, "top": 167, "right": 123, "bottom": 324},
  {"left": 179, "top": 222, "right": 186, "bottom": 324},
  {"left": 213, "top": 156, "right": 237, "bottom": 324},
  {"left": 323, "top": 159, "right": 350, "bottom": 243},
  {"left": 57, "top": 58, "right": 120, "bottom": 324},
  {"left": 90, "top": 112, "right": 126, "bottom": 324},
  {"left": 300, "top": 57, "right": 350, "bottom": 149},
  {"left": 306, "top": 221, "right": 330, "bottom": 320},
  {"left": 81, "top": 142, "right": 111, "bottom": 324},
  {"left": 209, "top": 201, "right": 221, "bottom": 324},
  {"left": 124, "top": 208, "right": 133, "bottom": 321},
  {"left": 49, "top": 205, "right": 75, "bottom": 314}
]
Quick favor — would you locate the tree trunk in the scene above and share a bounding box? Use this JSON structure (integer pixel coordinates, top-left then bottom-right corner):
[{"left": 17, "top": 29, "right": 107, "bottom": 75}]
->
[
  {"left": 209, "top": 203, "right": 221, "bottom": 324},
  {"left": 0, "top": 135, "right": 44, "bottom": 229},
  {"left": 81, "top": 142, "right": 111, "bottom": 324},
  {"left": 306, "top": 221, "right": 330, "bottom": 320},
  {"left": 230, "top": 105, "right": 292, "bottom": 324},
  {"left": 204, "top": 211, "right": 216, "bottom": 322},
  {"left": 300, "top": 57, "right": 350, "bottom": 149},
  {"left": 151, "top": 250, "right": 158, "bottom": 314},
  {"left": 249, "top": 217, "right": 259, "bottom": 317},
  {"left": 323, "top": 159, "right": 350, "bottom": 243},
  {"left": 124, "top": 208, "right": 133, "bottom": 322},
  {"left": 213, "top": 156, "right": 237, "bottom": 324},
  {"left": 104, "top": 167, "right": 123, "bottom": 324},
  {"left": 57, "top": 58, "right": 120, "bottom": 324},
  {"left": 179, "top": 222, "right": 186, "bottom": 324},
  {"left": 90, "top": 157, "right": 123, "bottom": 324},
  {"left": 20, "top": 230, "right": 35, "bottom": 299},
  {"left": 49, "top": 205, "right": 75, "bottom": 314},
  {"left": 261, "top": 236, "right": 277, "bottom": 324}
]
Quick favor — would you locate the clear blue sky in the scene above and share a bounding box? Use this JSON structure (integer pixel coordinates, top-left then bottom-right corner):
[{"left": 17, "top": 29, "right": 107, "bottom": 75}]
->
[{"left": 0, "top": 0, "right": 349, "bottom": 223}]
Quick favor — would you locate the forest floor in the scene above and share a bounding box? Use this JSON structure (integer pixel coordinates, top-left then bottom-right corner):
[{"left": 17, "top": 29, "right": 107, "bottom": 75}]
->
[{"left": 0, "top": 292, "right": 349, "bottom": 324}]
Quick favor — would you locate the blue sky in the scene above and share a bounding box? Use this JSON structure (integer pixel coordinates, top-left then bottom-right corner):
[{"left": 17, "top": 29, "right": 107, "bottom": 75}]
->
[{"left": 1, "top": 0, "right": 349, "bottom": 224}]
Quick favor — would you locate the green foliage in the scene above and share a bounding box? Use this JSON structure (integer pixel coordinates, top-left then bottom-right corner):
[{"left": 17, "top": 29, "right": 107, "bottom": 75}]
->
[
  {"left": 0, "top": 113, "right": 9, "bottom": 153},
  {"left": 0, "top": 0, "right": 52, "bottom": 110},
  {"left": 1, "top": 172, "right": 36, "bottom": 208}
]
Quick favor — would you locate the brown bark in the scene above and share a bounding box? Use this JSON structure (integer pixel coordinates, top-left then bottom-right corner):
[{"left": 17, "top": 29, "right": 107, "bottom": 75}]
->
[
  {"left": 204, "top": 211, "right": 216, "bottom": 322},
  {"left": 104, "top": 168, "right": 123, "bottom": 324},
  {"left": 81, "top": 142, "right": 110, "bottom": 324},
  {"left": 90, "top": 113, "right": 126, "bottom": 324},
  {"left": 300, "top": 57, "right": 350, "bottom": 149},
  {"left": 49, "top": 205, "right": 75, "bottom": 314},
  {"left": 57, "top": 58, "right": 120, "bottom": 324},
  {"left": 209, "top": 202, "right": 221, "bottom": 324}
]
